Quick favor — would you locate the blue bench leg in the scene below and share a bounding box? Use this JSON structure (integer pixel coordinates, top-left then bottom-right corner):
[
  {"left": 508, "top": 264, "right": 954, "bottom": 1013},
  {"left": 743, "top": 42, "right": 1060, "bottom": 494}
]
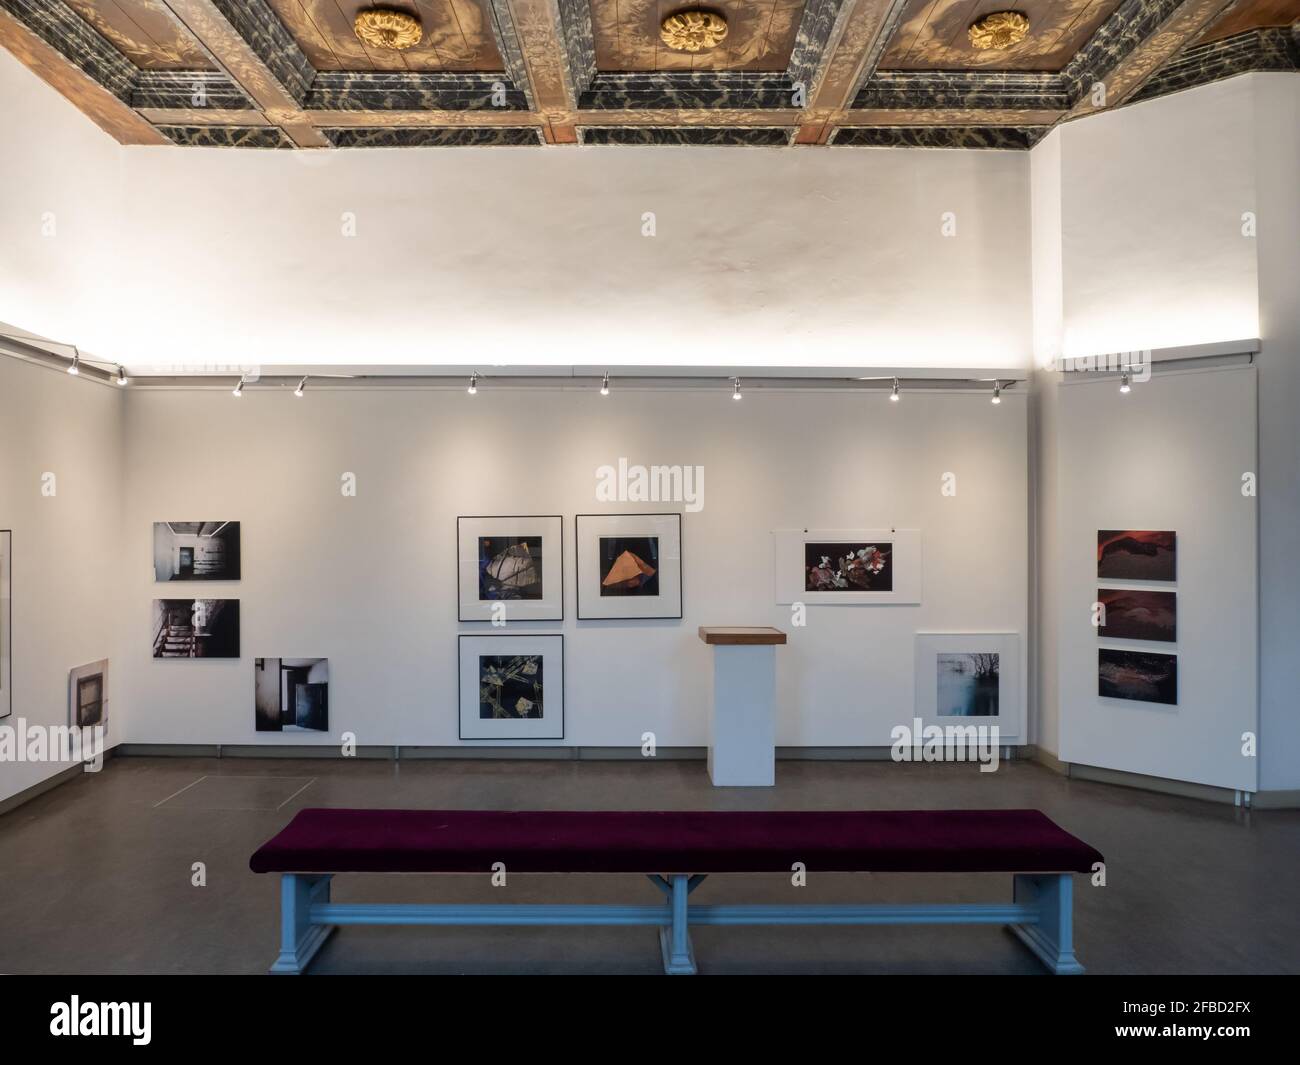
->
[
  {"left": 270, "top": 874, "right": 337, "bottom": 975},
  {"left": 658, "top": 874, "right": 697, "bottom": 975},
  {"left": 1009, "top": 873, "right": 1085, "bottom": 975}
]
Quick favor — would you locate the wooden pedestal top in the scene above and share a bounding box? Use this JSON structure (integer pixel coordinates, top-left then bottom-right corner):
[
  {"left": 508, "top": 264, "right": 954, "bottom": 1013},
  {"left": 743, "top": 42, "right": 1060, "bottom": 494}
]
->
[{"left": 698, "top": 626, "right": 788, "bottom": 646}]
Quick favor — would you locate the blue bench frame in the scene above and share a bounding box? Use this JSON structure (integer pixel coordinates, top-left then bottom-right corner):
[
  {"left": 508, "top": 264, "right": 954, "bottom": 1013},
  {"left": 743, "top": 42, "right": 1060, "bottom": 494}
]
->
[{"left": 270, "top": 871, "right": 1084, "bottom": 975}]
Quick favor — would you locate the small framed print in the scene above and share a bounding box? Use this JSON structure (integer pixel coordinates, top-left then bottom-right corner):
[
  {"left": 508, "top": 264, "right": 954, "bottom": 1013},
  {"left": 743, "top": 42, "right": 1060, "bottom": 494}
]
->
[
  {"left": 575, "top": 513, "right": 683, "bottom": 620},
  {"left": 774, "top": 528, "right": 922, "bottom": 605},
  {"left": 914, "top": 632, "right": 1021, "bottom": 740},
  {"left": 458, "top": 634, "right": 564, "bottom": 740},
  {"left": 458, "top": 516, "right": 563, "bottom": 622}
]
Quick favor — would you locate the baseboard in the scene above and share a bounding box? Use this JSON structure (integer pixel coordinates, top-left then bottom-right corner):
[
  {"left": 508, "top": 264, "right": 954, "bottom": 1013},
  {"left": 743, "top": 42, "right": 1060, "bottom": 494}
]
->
[
  {"left": 110, "top": 743, "right": 1028, "bottom": 762},
  {"left": 0, "top": 753, "right": 113, "bottom": 817},
  {"left": 1253, "top": 789, "right": 1300, "bottom": 809},
  {"left": 1066, "top": 762, "right": 1241, "bottom": 805},
  {"left": 1026, "top": 745, "right": 1070, "bottom": 775}
]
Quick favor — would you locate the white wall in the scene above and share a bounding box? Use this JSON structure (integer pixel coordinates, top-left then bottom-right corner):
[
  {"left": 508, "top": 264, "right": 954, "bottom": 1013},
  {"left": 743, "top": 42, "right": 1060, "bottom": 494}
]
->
[
  {"left": 1252, "top": 73, "right": 1300, "bottom": 790},
  {"left": 118, "top": 385, "right": 1027, "bottom": 748},
  {"left": 0, "top": 47, "right": 1033, "bottom": 375},
  {"left": 0, "top": 359, "right": 123, "bottom": 804},
  {"left": 1056, "top": 366, "right": 1257, "bottom": 792},
  {"left": 1054, "top": 75, "right": 1260, "bottom": 356}
]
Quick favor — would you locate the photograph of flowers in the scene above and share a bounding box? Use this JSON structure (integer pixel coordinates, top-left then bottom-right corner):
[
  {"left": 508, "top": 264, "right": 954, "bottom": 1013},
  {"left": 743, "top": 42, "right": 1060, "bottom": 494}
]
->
[
  {"left": 804, "top": 541, "right": 892, "bottom": 593},
  {"left": 458, "top": 634, "right": 564, "bottom": 740}
]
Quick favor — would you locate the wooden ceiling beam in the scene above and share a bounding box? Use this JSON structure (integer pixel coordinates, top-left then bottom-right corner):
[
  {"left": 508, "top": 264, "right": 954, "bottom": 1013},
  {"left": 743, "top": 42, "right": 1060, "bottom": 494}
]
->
[
  {"left": 157, "top": 0, "right": 329, "bottom": 147},
  {"left": 1067, "top": 0, "right": 1240, "bottom": 119},
  {"left": 504, "top": 0, "right": 577, "bottom": 142},
  {"left": 0, "top": 3, "right": 166, "bottom": 144}
]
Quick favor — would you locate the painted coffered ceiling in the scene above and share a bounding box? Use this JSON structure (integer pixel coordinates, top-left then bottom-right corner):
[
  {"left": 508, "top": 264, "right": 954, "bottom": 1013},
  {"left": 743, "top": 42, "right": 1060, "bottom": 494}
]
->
[{"left": 0, "top": 0, "right": 1295, "bottom": 149}]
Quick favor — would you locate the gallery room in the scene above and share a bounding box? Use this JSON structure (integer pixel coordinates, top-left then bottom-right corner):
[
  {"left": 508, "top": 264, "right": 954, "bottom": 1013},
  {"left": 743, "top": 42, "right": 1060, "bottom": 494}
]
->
[{"left": 0, "top": 0, "right": 1298, "bottom": 1002}]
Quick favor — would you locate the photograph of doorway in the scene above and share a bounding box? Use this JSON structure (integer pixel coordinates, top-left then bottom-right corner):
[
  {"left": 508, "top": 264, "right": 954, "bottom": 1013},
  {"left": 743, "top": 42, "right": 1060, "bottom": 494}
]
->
[{"left": 255, "top": 658, "right": 329, "bottom": 732}]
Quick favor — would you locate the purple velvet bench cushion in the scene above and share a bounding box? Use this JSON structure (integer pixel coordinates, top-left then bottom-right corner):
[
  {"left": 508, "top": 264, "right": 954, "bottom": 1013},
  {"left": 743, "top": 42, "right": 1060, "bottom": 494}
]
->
[{"left": 249, "top": 808, "right": 1102, "bottom": 875}]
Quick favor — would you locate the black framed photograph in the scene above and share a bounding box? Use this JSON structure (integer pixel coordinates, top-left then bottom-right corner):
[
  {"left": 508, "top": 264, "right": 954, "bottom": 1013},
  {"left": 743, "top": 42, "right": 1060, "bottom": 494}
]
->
[
  {"left": 457, "top": 516, "right": 563, "bottom": 622},
  {"left": 1098, "top": 648, "right": 1178, "bottom": 706},
  {"left": 458, "top": 634, "right": 564, "bottom": 740},
  {"left": 153, "top": 521, "right": 241, "bottom": 581},
  {"left": 1097, "top": 530, "right": 1176, "bottom": 581},
  {"left": 575, "top": 513, "right": 682, "bottom": 620}
]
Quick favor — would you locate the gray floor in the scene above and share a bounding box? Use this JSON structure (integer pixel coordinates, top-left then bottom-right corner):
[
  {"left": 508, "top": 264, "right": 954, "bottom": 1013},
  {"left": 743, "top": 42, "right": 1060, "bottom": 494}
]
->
[{"left": 1, "top": 756, "right": 1297, "bottom": 974}]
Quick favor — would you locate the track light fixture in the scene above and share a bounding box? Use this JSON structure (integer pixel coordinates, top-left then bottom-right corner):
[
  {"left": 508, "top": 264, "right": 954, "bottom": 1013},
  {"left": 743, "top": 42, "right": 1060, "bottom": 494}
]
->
[
  {"left": 116, "top": 365, "right": 128, "bottom": 386},
  {"left": 600, "top": 372, "right": 610, "bottom": 396},
  {"left": 991, "top": 380, "right": 1001, "bottom": 405},
  {"left": 232, "top": 376, "right": 244, "bottom": 397},
  {"left": 467, "top": 372, "right": 478, "bottom": 395},
  {"left": 1119, "top": 370, "right": 1131, "bottom": 394},
  {"left": 294, "top": 376, "right": 307, "bottom": 397},
  {"left": 890, "top": 377, "right": 900, "bottom": 402},
  {"left": 67, "top": 351, "right": 79, "bottom": 376},
  {"left": 732, "top": 377, "right": 742, "bottom": 401}
]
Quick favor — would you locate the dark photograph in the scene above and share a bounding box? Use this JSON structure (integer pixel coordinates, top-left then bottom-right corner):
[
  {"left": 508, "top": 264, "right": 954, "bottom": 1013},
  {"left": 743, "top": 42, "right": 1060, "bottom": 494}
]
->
[
  {"left": 153, "top": 521, "right": 241, "bottom": 581},
  {"left": 479, "top": 654, "right": 544, "bottom": 719},
  {"left": 1097, "top": 530, "right": 1176, "bottom": 581},
  {"left": 805, "top": 542, "right": 893, "bottom": 593},
  {"left": 152, "top": 599, "right": 239, "bottom": 659},
  {"left": 255, "top": 658, "right": 328, "bottom": 732},
  {"left": 598, "top": 536, "right": 660, "bottom": 596},
  {"left": 1098, "top": 648, "right": 1178, "bottom": 706},
  {"left": 1098, "top": 588, "right": 1177, "bottom": 642},
  {"left": 937, "top": 652, "right": 1000, "bottom": 717},
  {"left": 478, "top": 535, "right": 544, "bottom": 600}
]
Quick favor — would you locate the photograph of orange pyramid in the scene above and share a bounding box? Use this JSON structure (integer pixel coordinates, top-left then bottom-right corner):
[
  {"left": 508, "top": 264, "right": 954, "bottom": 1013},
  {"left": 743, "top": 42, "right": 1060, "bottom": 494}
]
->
[{"left": 598, "top": 537, "right": 660, "bottom": 596}]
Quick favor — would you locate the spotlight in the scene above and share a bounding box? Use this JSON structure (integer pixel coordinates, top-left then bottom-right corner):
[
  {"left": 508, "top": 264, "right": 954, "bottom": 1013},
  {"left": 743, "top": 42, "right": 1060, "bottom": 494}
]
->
[
  {"left": 116, "top": 365, "right": 128, "bottom": 387},
  {"left": 68, "top": 352, "right": 79, "bottom": 376},
  {"left": 890, "top": 377, "right": 901, "bottom": 402},
  {"left": 600, "top": 372, "right": 610, "bottom": 396},
  {"left": 294, "top": 376, "right": 307, "bottom": 398},
  {"left": 232, "top": 376, "right": 244, "bottom": 397},
  {"left": 1119, "top": 370, "right": 1131, "bottom": 394},
  {"left": 732, "top": 377, "right": 742, "bottom": 401},
  {"left": 467, "top": 372, "right": 478, "bottom": 395},
  {"left": 991, "top": 380, "right": 1002, "bottom": 405}
]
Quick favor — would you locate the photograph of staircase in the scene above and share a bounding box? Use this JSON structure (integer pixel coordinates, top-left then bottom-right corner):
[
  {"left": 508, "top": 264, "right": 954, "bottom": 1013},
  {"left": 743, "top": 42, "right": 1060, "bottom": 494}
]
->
[{"left": 152, "top": 599, "right": 239, "bottom": 659}]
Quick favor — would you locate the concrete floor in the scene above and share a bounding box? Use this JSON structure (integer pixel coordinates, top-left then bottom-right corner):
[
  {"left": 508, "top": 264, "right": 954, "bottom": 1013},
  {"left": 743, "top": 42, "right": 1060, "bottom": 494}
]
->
[{"left": 1, "top": 756, "right": 1297, "bottom": 974}]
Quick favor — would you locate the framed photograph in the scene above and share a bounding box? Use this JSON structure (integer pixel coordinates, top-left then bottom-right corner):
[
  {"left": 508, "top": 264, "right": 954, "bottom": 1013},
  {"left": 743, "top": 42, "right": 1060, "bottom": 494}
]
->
[
  {"left": 576, "top": 513, "right": 683, "bottom": 620},
  {"left": 1099, "top": 648, "right": 1178, "bottom": 706},
  {"left": 152, "top": 599, "right": 240, "bottom": 659},
  {"left": 458, "top": 634, "right": 564, "bottom": 740},
  {"left": 775, "top": 529, "right": 922, "bottom": 605},
  {"left": 1097, "top": 588, "right": 1177, "bottom": 643},
  {"left": 68, "top": 660, "right": 109, "bottom": 730},
  {"left": 914, "top": 633, "right": 1021, "bottom": 739},
  {"left": 0, "top": 530, "right": 10, "bottom": 720},
  {"left": 457, "top": 516, "right": 563, "bottom": 622},
  {"left": 1097, "top": 530, "right": 1176, "bottom": 581},
  {"left": 153, "top": 522, "right": 241, "bottom": 581},
  {"left": 255, "top": 658, "right": 329, "bottom": 732}
]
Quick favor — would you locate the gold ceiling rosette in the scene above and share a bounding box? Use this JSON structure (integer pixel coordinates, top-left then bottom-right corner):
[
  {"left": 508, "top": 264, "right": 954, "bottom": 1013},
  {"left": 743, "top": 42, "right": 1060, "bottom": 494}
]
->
[
  {"left": 967, "top": 11, "right": 1030, "bottom": 51},
  {"left": 659, "top": 10, "right": 729, "bottom": 53},
  {"left": 354, "top": 8, "right": 424, "bottom": 51}
]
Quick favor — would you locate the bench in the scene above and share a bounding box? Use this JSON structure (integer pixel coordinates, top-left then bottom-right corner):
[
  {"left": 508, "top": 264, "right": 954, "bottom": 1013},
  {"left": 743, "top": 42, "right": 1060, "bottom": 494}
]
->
[{"left": 249, "top": 808, "right": 1103, "bottom": 975}]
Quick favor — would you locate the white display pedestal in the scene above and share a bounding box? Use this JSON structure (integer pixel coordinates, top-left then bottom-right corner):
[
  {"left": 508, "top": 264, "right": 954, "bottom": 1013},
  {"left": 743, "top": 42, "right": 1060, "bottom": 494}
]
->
[{"left": 700, "top": 627, "right": 787, "bottom": 787}]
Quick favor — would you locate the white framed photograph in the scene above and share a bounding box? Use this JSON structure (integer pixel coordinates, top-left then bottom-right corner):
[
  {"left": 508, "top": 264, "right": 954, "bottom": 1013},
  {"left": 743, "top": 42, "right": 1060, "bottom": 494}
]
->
[
  {"left": 457, "top": 515, "right": 563, "bottom": 622},
  {"left": 458, "top": 634, "right": 564, "bottom": 740},
  {"left": 68, "top": 659, "right": 109, "bottom": 730},
  {"left": 774, "top": 528, "right": 921, "bottom": 605},
  {"left": 575, "top": 513, "right": 683, "bottom": 620},
  {"left": 914, "top": 632, "right": 1021, "bottom": 740}
]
